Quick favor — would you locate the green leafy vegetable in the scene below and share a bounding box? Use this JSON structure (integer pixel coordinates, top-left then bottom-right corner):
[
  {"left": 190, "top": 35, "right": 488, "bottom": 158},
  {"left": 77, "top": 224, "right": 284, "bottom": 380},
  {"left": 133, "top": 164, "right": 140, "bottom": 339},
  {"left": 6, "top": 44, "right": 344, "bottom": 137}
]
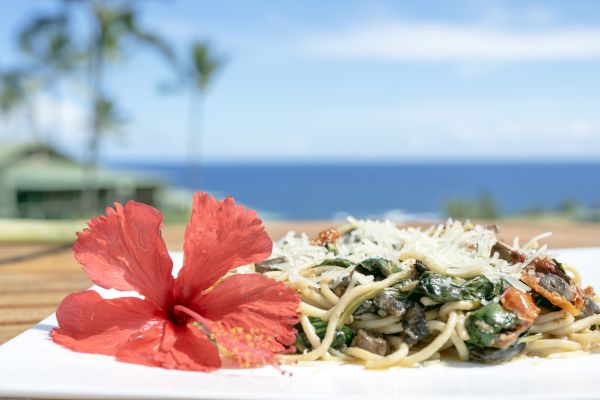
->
[
  {"left": 294, "top": 317, "right": 354, "bottom": 352},
  {"left": 294, "top": 331, "right": 310, "bottom": 353},
  {"left": 414, "top": 272, "right": 502, "bottom": 303},
  {"left": 357, "top": 257, "right": 401, "bottom": 277},
  {"left": 414, "top": 272, "right": 469, "bottom": 302},
  {"left": 465, "top": 303, "right": 518, "bottom": 348},
  {"left": 464, "top": 276, "right": 503, "bottom": 301},
  {"left": 319, "top": 258, "right": 355, "bottom": 268}
]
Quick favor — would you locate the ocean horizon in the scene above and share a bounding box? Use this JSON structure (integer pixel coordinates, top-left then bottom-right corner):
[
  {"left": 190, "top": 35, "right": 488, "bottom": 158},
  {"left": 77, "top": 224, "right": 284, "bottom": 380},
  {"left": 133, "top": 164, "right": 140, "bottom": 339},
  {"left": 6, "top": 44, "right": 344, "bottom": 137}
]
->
[{"left": 111, "top": 162, "right": 600, "bottom": 220}]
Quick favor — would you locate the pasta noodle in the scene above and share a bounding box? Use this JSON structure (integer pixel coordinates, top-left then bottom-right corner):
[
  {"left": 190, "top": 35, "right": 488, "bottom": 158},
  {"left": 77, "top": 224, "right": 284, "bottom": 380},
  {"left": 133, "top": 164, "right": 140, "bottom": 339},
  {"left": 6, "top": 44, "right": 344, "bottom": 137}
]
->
[{"left": 258, "top": 218, "right": 600, "bottom": 368}]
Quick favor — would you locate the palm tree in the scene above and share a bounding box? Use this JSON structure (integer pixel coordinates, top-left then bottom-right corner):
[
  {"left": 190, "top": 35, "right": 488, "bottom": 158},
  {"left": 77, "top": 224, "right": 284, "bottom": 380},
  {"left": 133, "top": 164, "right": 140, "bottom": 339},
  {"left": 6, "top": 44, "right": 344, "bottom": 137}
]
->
[
  {"left": 0, "top": 70, "right": 26, "bottom": 130},
  {"left": 0, "top": 69, "right": 39, "bottom": 141},
  {"left": 183, "top": 41, "right": 225, "bottom": 188},
  {"left": 18, "top": 2, "right": 77, "bottom": 145},
  {"left": 13, "top": 0, "right": 173, "bottom": 216},
  {"left": 80, "top": 1, "right": 173, "bottom": 213}
]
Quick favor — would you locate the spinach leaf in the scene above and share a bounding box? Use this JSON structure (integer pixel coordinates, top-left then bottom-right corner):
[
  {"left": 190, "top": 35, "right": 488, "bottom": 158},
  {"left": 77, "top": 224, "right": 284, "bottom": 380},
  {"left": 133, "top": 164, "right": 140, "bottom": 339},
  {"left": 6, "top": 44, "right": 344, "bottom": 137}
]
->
[
  {"left": 413, "top": 272, "right": 470, "bottom": 302},
  {"left": 465, "top": 303, "right": 518, "bottom": 348},
  {"left": 464, "top": 276, "right": 503, "bottom": 301},
  {"left": 357, "top": 257, "right": 401, "bottom": 278},
  {"left": 294, "top": 331, "right": 310, "bottom": 354},
  {"left": 414, "top": 272, "right": 502, "bottom": 303},
  {"left": 319, "top": 258, "right": 355, "bottom": 268},
  {"left": 295, "top": 317, "right": 355, "bottom": 351},
  {"left": 331, "top": 324, "right": 354, "bottom": 349}
]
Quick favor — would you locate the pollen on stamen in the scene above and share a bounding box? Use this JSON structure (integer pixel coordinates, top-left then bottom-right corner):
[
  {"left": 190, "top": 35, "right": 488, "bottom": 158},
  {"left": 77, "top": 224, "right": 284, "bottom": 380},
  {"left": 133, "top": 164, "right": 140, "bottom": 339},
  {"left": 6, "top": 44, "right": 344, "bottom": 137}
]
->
[{"left": 208, "top": 321, "right": 292, "bottom": 369}]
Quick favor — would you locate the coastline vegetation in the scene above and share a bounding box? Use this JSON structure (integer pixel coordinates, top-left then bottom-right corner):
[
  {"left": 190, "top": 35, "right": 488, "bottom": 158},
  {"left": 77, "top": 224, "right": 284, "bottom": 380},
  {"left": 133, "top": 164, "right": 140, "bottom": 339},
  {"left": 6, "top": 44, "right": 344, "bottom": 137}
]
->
[{"left": 444, "top": 194, "right": 600, "bottom": 223}]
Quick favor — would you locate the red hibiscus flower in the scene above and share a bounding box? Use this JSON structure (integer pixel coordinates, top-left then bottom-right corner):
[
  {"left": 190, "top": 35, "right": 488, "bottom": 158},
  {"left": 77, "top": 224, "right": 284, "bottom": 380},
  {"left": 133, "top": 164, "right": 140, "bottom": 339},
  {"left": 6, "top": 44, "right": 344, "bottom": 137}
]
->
[{"left": 50, "top": 192, "right": 300, "bottom": 372}]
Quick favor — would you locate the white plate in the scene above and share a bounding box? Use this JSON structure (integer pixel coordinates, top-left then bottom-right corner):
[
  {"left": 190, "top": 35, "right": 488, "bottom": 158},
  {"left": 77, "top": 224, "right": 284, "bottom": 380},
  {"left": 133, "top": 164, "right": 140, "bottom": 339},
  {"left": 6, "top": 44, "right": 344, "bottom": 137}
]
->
[{"left": 1, "top": 249, "right": 600, "bottom": 400}]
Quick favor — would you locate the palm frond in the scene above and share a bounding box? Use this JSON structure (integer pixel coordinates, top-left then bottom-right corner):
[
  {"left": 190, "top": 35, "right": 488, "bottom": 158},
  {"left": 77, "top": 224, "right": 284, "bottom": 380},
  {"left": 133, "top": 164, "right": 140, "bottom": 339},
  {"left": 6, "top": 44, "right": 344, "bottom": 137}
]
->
[
  {"left": 0, "top": 69, "right": 30, "bottom": 114},
  {"left": 190, "top": 41, "right": 226, "bottom": 91},
  {"left": 93, "top": 95, "right": 127, "bottom": 134},
  {"left": 18, "top": 13, "right": 75, "bottom": 72}
]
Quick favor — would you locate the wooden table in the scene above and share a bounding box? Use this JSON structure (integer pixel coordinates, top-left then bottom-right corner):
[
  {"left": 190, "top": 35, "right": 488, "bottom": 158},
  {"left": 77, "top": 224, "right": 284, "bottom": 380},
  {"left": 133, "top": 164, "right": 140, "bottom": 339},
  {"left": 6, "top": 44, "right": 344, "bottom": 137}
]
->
[{"left": 2, "top": 220, "right": 600, "bottom": 345}]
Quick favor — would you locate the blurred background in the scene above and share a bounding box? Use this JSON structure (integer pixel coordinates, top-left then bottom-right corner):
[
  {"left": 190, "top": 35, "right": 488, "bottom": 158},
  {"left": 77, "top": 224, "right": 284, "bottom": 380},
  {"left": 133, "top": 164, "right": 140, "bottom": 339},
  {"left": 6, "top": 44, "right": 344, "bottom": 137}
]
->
[{"left": 1, "top": 0, "right": 600, "bottom": 233}]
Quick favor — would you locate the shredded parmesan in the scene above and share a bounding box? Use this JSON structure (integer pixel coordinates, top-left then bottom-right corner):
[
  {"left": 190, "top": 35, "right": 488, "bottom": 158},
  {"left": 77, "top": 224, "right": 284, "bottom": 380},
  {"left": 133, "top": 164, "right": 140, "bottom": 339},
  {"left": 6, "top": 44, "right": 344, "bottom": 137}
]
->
[{"left": 263, "top": 218, "right": 551, "bottom": 289}]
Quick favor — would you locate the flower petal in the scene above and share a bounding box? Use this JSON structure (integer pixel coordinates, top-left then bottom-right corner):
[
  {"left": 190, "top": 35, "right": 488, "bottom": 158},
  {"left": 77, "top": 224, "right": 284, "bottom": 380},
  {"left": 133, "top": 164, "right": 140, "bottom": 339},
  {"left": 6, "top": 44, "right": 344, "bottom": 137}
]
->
[
  {"left": 116, "top": 322, "right": 222, "bottom": 372},
  {"left": 50, "top": 290, "right": 163, "bottom": 355},
  {"left": 175, "top": 193, "right": 272, "bottom": 304},
  {"left": 74, "top": 201, "right": 174, "bottom": 309},
  {"left": 194, "top": 274, "right": 300, "bottom": 366}
]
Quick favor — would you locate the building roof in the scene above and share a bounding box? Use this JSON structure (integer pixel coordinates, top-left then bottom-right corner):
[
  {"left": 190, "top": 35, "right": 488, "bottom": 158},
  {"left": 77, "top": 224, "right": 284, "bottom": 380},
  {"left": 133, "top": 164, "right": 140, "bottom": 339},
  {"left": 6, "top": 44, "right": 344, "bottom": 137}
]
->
[
  {"left": 0, "top": 141, "right": 163, "bottom": 191},
  {"left": 0, "top": 142, "right": 72, "bottom": 169}
]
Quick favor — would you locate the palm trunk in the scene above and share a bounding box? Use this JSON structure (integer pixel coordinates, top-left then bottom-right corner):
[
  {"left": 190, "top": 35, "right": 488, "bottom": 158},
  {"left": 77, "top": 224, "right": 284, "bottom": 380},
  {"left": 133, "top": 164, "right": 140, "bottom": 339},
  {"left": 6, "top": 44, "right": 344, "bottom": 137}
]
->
[
  {"left": 186, "top": 89, "right": 204, "bottom": 189},
  {"left": 82, "top": 46, "right": 103, "bottom": 216}
]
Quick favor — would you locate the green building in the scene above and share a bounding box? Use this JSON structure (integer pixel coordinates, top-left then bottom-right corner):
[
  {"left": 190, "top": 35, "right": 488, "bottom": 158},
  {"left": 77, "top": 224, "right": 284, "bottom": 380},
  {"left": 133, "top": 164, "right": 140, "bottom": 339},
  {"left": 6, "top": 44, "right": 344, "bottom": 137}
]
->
[{"left": 0, "top": 142, "right": 164, "bottom": 219}]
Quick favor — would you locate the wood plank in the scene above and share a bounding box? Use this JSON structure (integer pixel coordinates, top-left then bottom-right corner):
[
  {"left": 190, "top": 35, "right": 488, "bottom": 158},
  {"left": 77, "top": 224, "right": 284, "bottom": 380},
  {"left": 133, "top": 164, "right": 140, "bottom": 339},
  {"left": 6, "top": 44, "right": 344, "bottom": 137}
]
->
[
  {"left": 0, "top": 306, "right": 56, "bottom": 325},
  {"left": 0, "top": 291, "right": 70, "bottom": 307},
  {"left": 0, "top": 323, "right": 32, "bottom": 344},
  {"left": 0, "top": 281, "right": 90, "bottom": 294}
]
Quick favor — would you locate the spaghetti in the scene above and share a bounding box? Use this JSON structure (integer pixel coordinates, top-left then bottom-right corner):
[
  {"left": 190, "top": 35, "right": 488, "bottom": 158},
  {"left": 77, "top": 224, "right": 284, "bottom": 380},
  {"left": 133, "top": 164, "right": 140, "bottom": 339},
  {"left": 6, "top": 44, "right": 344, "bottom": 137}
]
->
[{"left": 254, "top": 218, "right": 600, "bottom": 368}]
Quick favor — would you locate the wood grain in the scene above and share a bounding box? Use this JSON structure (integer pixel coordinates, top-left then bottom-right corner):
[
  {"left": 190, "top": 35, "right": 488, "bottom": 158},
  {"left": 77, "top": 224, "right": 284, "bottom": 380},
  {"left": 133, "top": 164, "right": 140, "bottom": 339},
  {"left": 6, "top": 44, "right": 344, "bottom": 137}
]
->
[{"left": 1, "top": 220, "right": 600, "bottom": 345}]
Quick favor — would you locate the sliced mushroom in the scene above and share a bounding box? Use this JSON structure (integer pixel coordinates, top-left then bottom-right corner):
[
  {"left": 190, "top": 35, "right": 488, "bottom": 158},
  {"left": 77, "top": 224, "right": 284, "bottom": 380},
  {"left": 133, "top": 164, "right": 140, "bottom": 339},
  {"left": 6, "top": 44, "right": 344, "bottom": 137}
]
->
[
  {"left": 580, "top": 286, "right": 600, "bottom": 318},
  {"left": 351, "top": 329, "right": 389, "bottom": 356},
  {"left": 579, "top": 295, "right": 600, "bottom": 319},
  {"left": 255, "top": 256, "right": 288, "bottom": 273},
  {"left": 520, "top": 257, "right": 584, "bottom": 316},
  {"left": 491, "top": 241, "right": 523, "bottom": 263},
  {"left": 353, "top": 299, "right": 377, "bottom": 316},
  {"left": 373, "top": 292, "right": 407, "bottom": 318},
  {"left": 469, "top": 342, "right": 526, "bottom": 364},
  {"left": 402, "top": 301, "right": 429, "bottom": 345},
  {"left": 330, "top": 274, "right": 351, "bottom": 297}
]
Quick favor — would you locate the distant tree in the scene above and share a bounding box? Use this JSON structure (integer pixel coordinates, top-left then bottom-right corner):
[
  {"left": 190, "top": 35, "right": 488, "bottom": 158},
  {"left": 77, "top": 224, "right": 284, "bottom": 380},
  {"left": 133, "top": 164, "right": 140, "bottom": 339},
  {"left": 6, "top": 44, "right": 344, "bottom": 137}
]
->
[
  {"left": 444, "top": 192, "right": 500, "bottom": 220},
  {"left": 181, "top": 41, "right": 225, "bottom": 187},
  {"left": 17, "top": 1, "right": 173, "bottom": 213},
  {"left": 478, "top": 193, "right": 500, "bottom": 219},
  {"left": 79, "top": 1, "right": 174, "bottom": 213},
  {"left": 18, "top": 1, "right": 78, "bottom": 144},
  {"left": 557, "top": 199, "right": 581, "bottom": 216},
  {"left": 0, "top": 69, "right": 39, "bottom": 141}
]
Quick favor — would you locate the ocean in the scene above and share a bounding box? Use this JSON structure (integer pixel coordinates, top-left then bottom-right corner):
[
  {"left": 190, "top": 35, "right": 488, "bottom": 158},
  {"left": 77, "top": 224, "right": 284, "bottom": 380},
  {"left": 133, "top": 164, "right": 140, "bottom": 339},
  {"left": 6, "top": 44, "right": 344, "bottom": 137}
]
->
[{"left": 114, "top": 163, "right": 600, "bottom": 220}]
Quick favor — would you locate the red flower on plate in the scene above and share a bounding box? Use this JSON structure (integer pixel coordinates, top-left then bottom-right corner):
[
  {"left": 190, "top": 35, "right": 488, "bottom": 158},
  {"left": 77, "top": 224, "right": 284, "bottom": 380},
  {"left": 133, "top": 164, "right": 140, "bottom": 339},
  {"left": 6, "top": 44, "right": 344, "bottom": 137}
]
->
[{"left": 50, "top": 192, "right": 300, "bottom": 372}]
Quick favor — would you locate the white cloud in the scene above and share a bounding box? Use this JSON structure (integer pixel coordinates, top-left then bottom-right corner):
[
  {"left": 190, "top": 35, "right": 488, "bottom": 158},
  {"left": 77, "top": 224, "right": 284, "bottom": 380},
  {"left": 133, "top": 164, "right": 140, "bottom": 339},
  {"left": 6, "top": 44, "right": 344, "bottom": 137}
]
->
[
  {"left": 304, "top": 22, "right": 600, "bottom": 63},
  {"left": 0, "top": 94, "right": 86, "bottom": 139},
  {"left": 35, "top": 94, "right": 88, "bottom": 141}
]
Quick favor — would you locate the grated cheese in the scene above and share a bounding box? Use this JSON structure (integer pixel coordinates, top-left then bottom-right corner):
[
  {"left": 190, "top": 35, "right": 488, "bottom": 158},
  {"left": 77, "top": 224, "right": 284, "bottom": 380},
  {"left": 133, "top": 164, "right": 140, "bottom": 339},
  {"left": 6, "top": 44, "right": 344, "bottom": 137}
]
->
[{"left": 264, "top": 218, "right": 552, "bottom": 290}]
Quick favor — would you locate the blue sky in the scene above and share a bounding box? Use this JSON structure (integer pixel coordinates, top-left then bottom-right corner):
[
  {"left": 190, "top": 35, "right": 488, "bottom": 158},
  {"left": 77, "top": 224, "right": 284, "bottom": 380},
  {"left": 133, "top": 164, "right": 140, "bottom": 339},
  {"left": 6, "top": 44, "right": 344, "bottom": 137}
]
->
[{"left": 1, "top": 0, "right": 600, "bottom": 163}]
